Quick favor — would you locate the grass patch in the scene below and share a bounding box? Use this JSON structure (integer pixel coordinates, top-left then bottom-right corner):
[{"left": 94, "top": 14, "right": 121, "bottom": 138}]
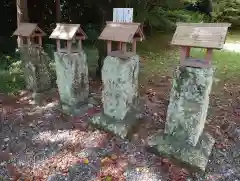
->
[
  {"left": 191, "top": 49, "right": 240, "bottom": 79},
  {"left": 227, "top": 30, "right": 240, "bottom": 43},
  {"left": 0, "top": 32, "right": 239, "bottom": 94},
  {"left": 0, "top": 70, "right": 24, "bottom": 93},
  {"left": 138, "top": 32, "right": 240, "bottom": 83}
]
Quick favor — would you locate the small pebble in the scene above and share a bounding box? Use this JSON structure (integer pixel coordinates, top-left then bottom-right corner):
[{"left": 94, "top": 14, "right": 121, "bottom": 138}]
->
[{"left": 4, "top": 138, "right": 9, "bottom": 142}]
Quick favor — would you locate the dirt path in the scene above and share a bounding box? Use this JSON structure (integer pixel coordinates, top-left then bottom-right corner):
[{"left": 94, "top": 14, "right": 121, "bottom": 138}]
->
[{"left": 223, "top": 42, "right": 240, "bottom": 52}]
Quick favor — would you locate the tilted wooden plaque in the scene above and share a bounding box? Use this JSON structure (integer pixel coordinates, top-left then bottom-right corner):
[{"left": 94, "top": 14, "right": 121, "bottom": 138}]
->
[{"left": 171, "top": 23, "right": 231, "bottom": 49}]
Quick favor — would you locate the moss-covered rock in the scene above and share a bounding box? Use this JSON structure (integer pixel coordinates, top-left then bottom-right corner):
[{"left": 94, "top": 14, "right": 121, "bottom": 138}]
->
[
  {"left": 147, "top": 66, "right": 215, "bottom": 171},
  {"left": 101, "top": 55, "right": 139, "bottom": 120},
  {"left": 165, "top": 66, "right": 213, "bottom": 147},
  {"left": 20, "top": 45, "right": 52, "bottom": 92},
  {"left": 54, "top": 51, "right": 89, "bottom": 114},
  {"left": 89, "top": 55, "right": 140, "bottom": 138}
]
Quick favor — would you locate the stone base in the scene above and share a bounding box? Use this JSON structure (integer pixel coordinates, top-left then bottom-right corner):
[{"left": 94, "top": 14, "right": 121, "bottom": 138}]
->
[
  {"left": 32, "top": 92, "right": 45, "bottom": 105},
  {"left": 60, "top": 97, "right": 98, "bottom": 116},
  {"left": 147, "top": 131, "right": 215, "bottom": 171},
  {"left": 88, "top": 110, "right": 140, "bottom": 139}
]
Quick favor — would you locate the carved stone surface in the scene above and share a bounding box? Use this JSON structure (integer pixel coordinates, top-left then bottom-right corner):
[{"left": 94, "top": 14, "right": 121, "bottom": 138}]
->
[
  {"left": 101, "top": 55, "right": 139, "bottom": 120},
  {"left": 165, "top": 66, "right": 213, "bottom": 146},
  {"left": 147, "top": 66, "right": 215, "bottom": 171},
  {"left": 89, "top": 55, "right": 140, "bottom": 138},
  {"left": 54, "top": 51, "right": 89, "bottom": 114},
  {"left": 20, "top": 45, "right": 52, "bottom": 93}
]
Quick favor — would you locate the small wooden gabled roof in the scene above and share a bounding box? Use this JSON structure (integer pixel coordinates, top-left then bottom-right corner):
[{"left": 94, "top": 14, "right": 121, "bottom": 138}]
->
[
  {"left": 13, "top": 23, "right": 46, "bottom": 37},
  {"left": 49, "top": 23, "right": 87, "bottom": 40},
  {"left": 99, "top": 21, "right": 144, "bottom": 43},
  {"left": 171, "top": 23, "right": 231, "bottom": 49}
]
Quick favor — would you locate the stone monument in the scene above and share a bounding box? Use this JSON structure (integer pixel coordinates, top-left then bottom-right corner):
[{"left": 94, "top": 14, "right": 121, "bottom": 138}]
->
[
  {"left": 88, "top": 8, "right": 145, "bottom": 138},
  {"left": 147, "top": 23, "right": 231, "bottom": 171},
  {"left": 13, "top": 23, "right": 52, "bottom": 99},
  {"left": 49, "top": 23, "right": 89, "bottom": 114}
]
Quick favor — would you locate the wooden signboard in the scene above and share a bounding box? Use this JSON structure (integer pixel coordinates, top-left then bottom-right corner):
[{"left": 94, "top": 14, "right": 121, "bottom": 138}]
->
[
  {"left": 98, "top": 22, "right": 143, "bottom": 43},
  {"left": 99, "top": 8, "right": 144, "bottom": 58},
  {"left": 50, "top": 23, "right": 87, "bottom": 53},
  {"left": 171, "top": 23, "right": 231, "bottom": 49},
  {"left": 171, "top": 23, "right": 231, "bottom": 68},
  {"left": 172, "top": 23, "right": 230, "bottom": 68},
  {"left": 113, "top": 8, "right": 133, "bottom": 23},
  {"left": 13, "top": 23, "right": 46, "bottom": 46}
]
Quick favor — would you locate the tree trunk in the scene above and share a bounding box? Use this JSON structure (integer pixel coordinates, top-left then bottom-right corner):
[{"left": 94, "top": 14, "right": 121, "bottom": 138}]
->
[
  {"left": 16, "top": 0, "right": 29, "bottom": 47},
  {"left": 56, "top": 0, "right": 61, "bottom": 22},
  {"left": 96, "top": 9, "right": 107, "bottom": 78}
]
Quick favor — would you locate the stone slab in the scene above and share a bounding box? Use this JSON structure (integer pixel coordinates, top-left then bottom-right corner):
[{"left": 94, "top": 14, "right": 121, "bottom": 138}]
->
[
  {"left": 165, "top": 66, "right": 213, "bottom": 146},
  {"left": 54, "top": 51, "right": 89, "bottom": 115},
  {"left": 58, "top": 96, "right": 98, "bottom": 116},
  {"left": 147, "top": 131, "right": 215, "bottom": 171},
  {"left": 88, "top": 109, "right": 140, "bottom": 139},
  {"left": 102, "top": 55, "right": 139, "bottom": 121},
  {"left": 20, "top": 46, "right": 52, "bottom": 92}
]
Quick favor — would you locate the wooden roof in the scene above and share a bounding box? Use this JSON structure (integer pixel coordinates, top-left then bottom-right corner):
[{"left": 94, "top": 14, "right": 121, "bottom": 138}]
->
[
  {"left": 99, "top": 21, "right": 144, "bottom": 43},
  {"left": 13, "top": 23, "right": 46, "bottom": 37},
  {"left": 171, "top": 23, "right": 231, "bottom": 49},
  {"left": 49, "top": 23, "right": 87, "bottom": 40}
]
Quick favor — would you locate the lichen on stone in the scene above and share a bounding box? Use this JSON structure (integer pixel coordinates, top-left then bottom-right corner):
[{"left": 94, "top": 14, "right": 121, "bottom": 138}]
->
[
  {"left": 165, "top": 66, "right": 214, "bottom": 146},
  {"left": 101, "top": 55, "right": 139, "bottom": 121},
  {"left": 20, "top": 45, "right": 52, "bottom": 92},
  {"left": 54, "top": 51, "right": 89, "bottom": 108}
]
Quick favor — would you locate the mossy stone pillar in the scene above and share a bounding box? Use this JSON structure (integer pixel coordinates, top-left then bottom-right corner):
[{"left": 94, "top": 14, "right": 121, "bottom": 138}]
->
[
  {"left": 89, "top": 55, "right": 140, "bottom": 138},
  {"left": 147, "top": 66, "right": 215, "bottom": 171},
  {"left": 54, "top": 51, "right": 89, "bottom": 114},
  {"left": 20, "top": 45, "right": 52, "bottom": 94}
]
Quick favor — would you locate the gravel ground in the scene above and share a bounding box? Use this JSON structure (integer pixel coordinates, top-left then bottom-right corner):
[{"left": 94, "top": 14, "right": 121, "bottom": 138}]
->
[{"left": 0, "top": 80, "right": 240, "bottom": 181}]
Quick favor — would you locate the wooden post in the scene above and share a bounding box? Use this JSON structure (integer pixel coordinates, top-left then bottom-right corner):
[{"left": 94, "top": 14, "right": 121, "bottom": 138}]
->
[
  {"left": 118, "top": 42, "right": 122, "bottom": 51},
  {"left": 132, "top": 39, "right": 136, "bottom": 53},
  {"left": 27, "top": 37, "right": 31, "bottom": 46},
  {"left": 180, "top": 46, "right": 191, "bottom": 64},
  {"left": 107, "top": 41, "right": 112, "bottom": 54},
  {"left": 67, "top": 40, "right": 72, "bottom": 54},
  {"left": 56, "top": 0, "right": 61, "bottom": 22},
  {"left": 122, "top": 43, "right": 127, "bottom": 52},
  {"left": 78, "top": 40, "right": 82, "bottom": 52},
  {"left": 205, "top": 48, "right": 213, "bottom": 65},
  {"left": 38, "top": 36, "right": 42, "bottom": 47},
  {"left": 56, "top": 39, "right": 61, "bottom": 51},
  {"left": 19, "top": 36, "right": 23, "bottom": 46},
  {"left": 16, "top": 0, "right": 29, "bottom": 47}
]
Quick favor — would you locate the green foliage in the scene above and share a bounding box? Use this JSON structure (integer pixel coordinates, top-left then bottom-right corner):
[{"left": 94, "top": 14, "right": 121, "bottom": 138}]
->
[
  {"left": 0, "top": 54, "right": 20, "bottom": 70},
  {"left": 172, "top": 10, "right": 209, "bottom": 23},
  {"left": 0, "top": 60, "right": 24, "bottom": 93},
  {"left": 211, "top": 0, "right": 240, "bottom": 28},
  {"left": 84, "top": 24, "right": 100, "bottom": 45}
]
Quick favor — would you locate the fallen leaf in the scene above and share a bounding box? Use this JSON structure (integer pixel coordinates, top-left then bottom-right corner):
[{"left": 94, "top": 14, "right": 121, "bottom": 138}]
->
[
  {"left": 83, "top": 158, "right": 89, "bottom": 164},
  {"left": 101, "top": 157, "right": 114, "bottom": 165},
  {"left": 110, "top": 154, "right": 118, "bottom": 160},
  {"left": 105, "top": 175, "right": 112, "bottom": 181}
]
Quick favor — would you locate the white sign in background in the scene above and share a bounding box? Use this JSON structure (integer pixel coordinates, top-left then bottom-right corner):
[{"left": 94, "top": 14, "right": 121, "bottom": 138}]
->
[{"left": 113, "top": 8, "right": 133, "bottom": 23}]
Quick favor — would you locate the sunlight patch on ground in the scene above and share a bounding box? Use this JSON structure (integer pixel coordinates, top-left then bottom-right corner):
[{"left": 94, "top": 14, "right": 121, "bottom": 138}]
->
[
  {"left": 32, "top": 130, "right": 85, "bottom": 144},
  {"left": 223, "top": 43, "right": 240, "bottom": 52},
  {"left": 26, "top": 102, "right": 59, "bottom": 116}
]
